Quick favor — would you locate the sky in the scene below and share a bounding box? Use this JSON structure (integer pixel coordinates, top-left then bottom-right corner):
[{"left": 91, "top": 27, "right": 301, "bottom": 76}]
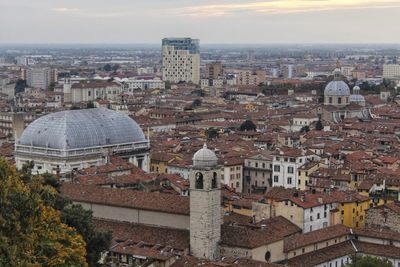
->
[{"left": 1, "top": 0, "right": 400, "bottom": 44}]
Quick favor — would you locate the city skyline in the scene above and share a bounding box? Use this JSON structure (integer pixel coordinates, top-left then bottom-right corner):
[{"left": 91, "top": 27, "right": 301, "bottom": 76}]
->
[{"left": 1, "top": 0, "right": 400, "bottom": 44}]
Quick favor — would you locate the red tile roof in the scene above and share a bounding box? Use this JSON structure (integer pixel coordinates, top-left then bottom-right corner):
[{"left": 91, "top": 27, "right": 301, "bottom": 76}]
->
[{"left": 61, "top": 183, "right": 189, "bottom": 215}]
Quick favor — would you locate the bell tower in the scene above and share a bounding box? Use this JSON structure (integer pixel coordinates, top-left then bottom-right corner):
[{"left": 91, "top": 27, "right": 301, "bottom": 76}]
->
[{"left": 189, "top": 143, "right": 221, "bottom": 260}]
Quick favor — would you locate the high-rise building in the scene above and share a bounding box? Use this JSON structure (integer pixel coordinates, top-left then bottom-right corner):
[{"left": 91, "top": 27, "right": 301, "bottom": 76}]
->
[
  {"left": 205, "top": 62, "right": 223, "bottom": 80},
  {"left": 26, "top": 67, "right": 57, "bottom": 89},
  {"left": 236, "top": 69, "right": 266, "bottom": 86},
  {"left": 383, "top": 64, "right": 400, "bottom": 79},
  {"left": 162, "top": 38, "right": 200, "bottom": 84}
]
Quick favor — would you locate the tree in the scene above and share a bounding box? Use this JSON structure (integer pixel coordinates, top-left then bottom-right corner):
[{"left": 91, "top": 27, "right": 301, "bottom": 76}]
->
[
  {"left": 240, "top": 120, "right": 257, "bottom": 132},
  {"left": 103, "top": 64, "right": 112, "bottom": 72},
  {"left": 315, "top": 119, "right": 324, "bottom": 131},
  {"left": 192, "top": 98, "right": 202, "bottom": 107},
  {"left": 111, "top": 64, "right": 119, "bottom": 72},
  {"left": 0, "top": 158, "right": 87, "bottom": 266},
  {"left": 300, "top": 125, "right": 310, "bottom": 133},
  {"left": 164, "top": 81, "right": 171, "bottom": 90},
  {"left": 86, "top": 102, "right": 95, "bottom": 109},
  {"left": 205, "top": 127, "right": 219, "bottom": 139},
  {"left": 344, "top": 255, "right": 393, "bottom": 267},
  {"left": 61, "top": 205, "right": 112, "bottom": 267},
  {"left": 14, "top": 79, "right": 26, "bottom": 94}
]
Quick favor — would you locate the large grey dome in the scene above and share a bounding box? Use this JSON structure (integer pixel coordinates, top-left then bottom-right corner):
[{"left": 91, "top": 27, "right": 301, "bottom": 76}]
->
[
  {"left": 324, "top": 80, "right": 350, "bottom": 97},
  {"left": 193, "top": 143, "right": 218, "bottom": 168},
  {"left": 19, "top": 108, "right": 146, "bottom": 150}
]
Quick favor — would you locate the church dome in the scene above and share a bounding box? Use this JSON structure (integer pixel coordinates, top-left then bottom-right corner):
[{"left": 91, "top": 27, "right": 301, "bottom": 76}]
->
[
  {"left": 324, "top": 81, "right": 351, "bottom": 97},
  {"left": 19, "top": 108, "right": 146, "bottom": 150},
  {"left": 349, "top": 94, "right": 365, "bottom": 103},
  {"left": 193, "top": 143, "right": 218, "bottom": 168}
]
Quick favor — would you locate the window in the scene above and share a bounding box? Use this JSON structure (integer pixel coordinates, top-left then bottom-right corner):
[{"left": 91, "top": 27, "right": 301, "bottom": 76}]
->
[
  {"left": 329, "top": 97, "right": 332, "bottom": 104},
  {"left": 317, "top": 213, "right": 320, "bottom": 219},
  {"left": 255, "top": 162, "right": 258, "bottom": 168},
  {"left": 287, "top": 177, "right": 292, "bottom": 184},
  {"left": 302, "top": 248, "right": 305, "bottom": 253},
  {"left": 338, "top": 97, "right": 342, "bottom": 104},
  {"left": 290, "top": 158, "right": 296, "bottom": 163},
  {"left": 195, "top": 172, "right": 204, "bottom": 189},
  {"left": 310, "top": 216, "right": 313, "bottom": 221},
  {"left": 212, "top": 172, "right": 218, "bottom": 189},
  {"left": 288, "top": 166, "right": 294, "bottom": 174},
  {"left": 274, "top": 176, "right": 279, "bottom": 183},
  {"left": 265, "top": 251, "right": 271, "bottom": 262},
  {"left": 274, "top": 165, "right": 280, "bottom": 172}
]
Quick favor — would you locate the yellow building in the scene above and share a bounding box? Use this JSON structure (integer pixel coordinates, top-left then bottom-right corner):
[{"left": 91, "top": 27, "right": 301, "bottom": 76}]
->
[
  {"left": 297, "top": 161, "right": 321, "bottom": 191},
  {"left": 331, "top": 192, "right": 371, "bottom": 228},
  {"left": 150, "top": 152, "right": 180, "bottom": 174}
]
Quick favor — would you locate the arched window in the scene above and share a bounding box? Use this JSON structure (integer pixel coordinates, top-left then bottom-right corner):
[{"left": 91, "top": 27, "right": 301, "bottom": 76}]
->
[
  {"left": 195, "top": 172, "right": 204, "bottom": 189},
  {"left": 265, "top": 251, "right": 271, "bottom": 262},
  {"left": 212, "top": 172, "right": 218, "bottom": 189}
]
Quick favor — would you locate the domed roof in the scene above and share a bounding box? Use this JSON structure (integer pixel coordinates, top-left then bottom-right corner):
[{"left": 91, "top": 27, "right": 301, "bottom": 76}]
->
[
  {"left": 193, "top": 143, "right": 218, "bottom": 168},
  {"left": 19, "top": 108, "right": 146, "bottom": 150},
  {"left": 353, "top": 85, "right": 360, "bottom": 90},
  {"left": 349, "top": 94, "right": 365, "bottom": 102},
  {"left": 324, "top": 81, "right": 351, "bottom": 97}
]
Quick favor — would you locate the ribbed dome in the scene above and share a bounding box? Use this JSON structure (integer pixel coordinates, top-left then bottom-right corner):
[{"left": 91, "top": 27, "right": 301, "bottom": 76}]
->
[
  {"left": 349, "top": 94, "right": 365, "bottom": 102},
  {"left": 193, "top": 143, "right": 218, "bottom": 168},
  {"left": 324, "top": 81, "right": 351, "bottom": 97},
  {"left": 19, "top": 108, "right": 146, "bottom": 150}
]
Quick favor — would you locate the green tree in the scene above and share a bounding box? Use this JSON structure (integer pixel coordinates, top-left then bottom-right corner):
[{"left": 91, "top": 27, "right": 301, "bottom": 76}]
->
[
  {"left": 14, "top": 79, "right": 26, "bottom": 94},
  {"left": 0, "top": 158, "right": 87, "bottom": 267},
  {"left": 164, "top": 81, "right": 171, "bottom": 90},
  {"left": 61, "top": 205, "right": 112, "bottom": 267},
  {"left": 86, "top": 102, "right": 95, "bottom": 109},
  {"left": 239, "top": 120, "right": 257, "bottom": 132},
  {"left": 205, "top": 127, "right": 219, "bottom": 139},
  {"left": 344, "top": 255, "right": 393, "bottom": 267},
  {"left": 300, "top": 125, "right": 310, "bottom": 133},
  {"left": 103, "top": 64, "right": 112, "bottom": 72},
  {"left": 315, "top": 119, "right": 324, "bottom": 131},
  {"left": 192, "top": 98, "right": 202, "bottom": 107},
  {"left": 111, "top": 64, "right": 119, "bottom": 72}
]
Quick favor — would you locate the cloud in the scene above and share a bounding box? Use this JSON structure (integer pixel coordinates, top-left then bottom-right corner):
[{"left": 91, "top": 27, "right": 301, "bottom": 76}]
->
[
  {"left": 52, "top": 7, "right": 81, "bottom": 13},
  {"left": 51, "top": 7, "right": 134, "bottom": 18},
  {"left": 178, "top": 0, "right": 400, "bottom": 17}
]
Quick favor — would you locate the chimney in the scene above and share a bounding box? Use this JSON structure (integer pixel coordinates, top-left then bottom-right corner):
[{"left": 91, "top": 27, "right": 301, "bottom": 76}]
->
[
  {"left": 301, "top": 194, "right": 306, "bottom": 202},
  {"left": 293, "top": 191, "right": 299, "bottom": 197},
  {"left": 318, "top": 197, "right": 323, "bottom": 204}
]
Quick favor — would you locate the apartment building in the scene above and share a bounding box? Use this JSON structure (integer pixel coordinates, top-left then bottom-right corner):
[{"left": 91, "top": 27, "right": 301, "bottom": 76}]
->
[
  {"left": 272, "top": 148, "right": 318, "bottom": 189},
  {"left": 162, "top": 38, "right": 200, "bottom": 84}
]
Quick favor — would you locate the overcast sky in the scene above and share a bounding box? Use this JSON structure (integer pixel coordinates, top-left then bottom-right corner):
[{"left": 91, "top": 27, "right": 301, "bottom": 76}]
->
[{"left": 1, "top": 0, "right": 400, "bottom": 44}]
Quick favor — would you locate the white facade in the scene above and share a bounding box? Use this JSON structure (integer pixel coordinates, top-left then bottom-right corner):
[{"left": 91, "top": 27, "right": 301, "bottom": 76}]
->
[
  {"left": 123, "top": 77, "right": 165, "bottom": 92},
  {"left": 162, "top": 38, "right": 200, "bottom": 84},
  {"left": 71, "top": 81, "right": 122, "bottom": 103},
  {"left": 26, "top": 68, "right": 51, "bottom": 89},
  {"left": 383, "top": 64, "right": 400, "bottom": 79},
  {"left": 303, "top": 203, "right": 335, "bottom": 233},
  {"left": 272, "top": 153, "right": 316, "bottom": 189},
  {"left": 222, "top": 164, "right": 243, "bottom": 193}
]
